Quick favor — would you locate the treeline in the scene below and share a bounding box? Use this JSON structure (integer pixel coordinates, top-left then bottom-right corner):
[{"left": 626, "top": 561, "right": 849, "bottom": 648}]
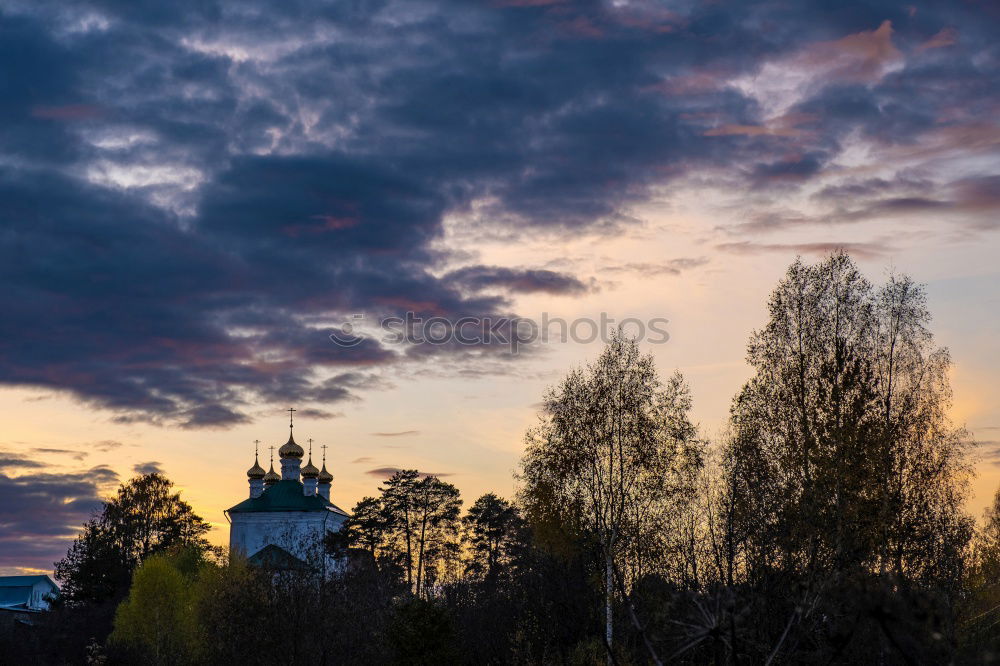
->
[{"left": 8, "top": 252, "right": 1000, "bottom": 664}]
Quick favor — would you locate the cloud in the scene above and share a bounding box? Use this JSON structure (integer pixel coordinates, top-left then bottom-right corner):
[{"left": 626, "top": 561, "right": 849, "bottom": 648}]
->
[
  {"left": 732, "top": 20, "right": 903, "bottom": 118},
  {"left": 91, "top": 440, "right": 127, "bottom": 452},
  {"left": 179, "top": 405, "right": 252, "bottom": 430},
  {"left": 716, "top": 240, "right": 892, "bottom": 260},
  {"left": 0, "top": 453, "right": 46, "bottom": 471},
  {"left": 365, "top": 466, "right": 454, "bottom": 479},
  {"left": 704, "top": 113, "right": 818, "bottom": 139},
  {"left": 0, "top": 466, "right": 118, "bottom": 573},
  {"left": 371, "top": 430, "right": 420, "bottom": 438},
  {"left": 133, "top": 461, "right": 164, "bottom": 475},
  {"left": 977, "top": 441, "right": 1000, "bottom": 467},
  {"left": 30, "top": 104, "right": 103, "bottom": 120},
  {"left": 601, "top": 257, "right": 709, "bottom": 277},
  {"left": 445, "top": 266, "right": 594, "bottom": 296},
  {"left": 918, "top": 27, "right": 958, "bottom": 52},
  {"left": 0, "top": 0, "right": 996, "bottom": 428},
  {"left": 294, "top": 408, "right": 342, "bottom": 420},
  {"left": 32, "top": 448, "right": 89, "bottom": 462},
  {"left": 351, "top": 456, "right": 374, "bottom": 464}
]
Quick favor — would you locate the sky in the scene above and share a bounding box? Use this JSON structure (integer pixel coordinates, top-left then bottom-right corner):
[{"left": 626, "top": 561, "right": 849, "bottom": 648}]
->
[{"left": 1, "top": 0, "right": 998, "bottom": 576}]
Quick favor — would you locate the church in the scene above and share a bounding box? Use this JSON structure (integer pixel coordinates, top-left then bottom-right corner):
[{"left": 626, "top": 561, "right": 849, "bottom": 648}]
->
[{"left": 226, "top": 409, "right": 349, "bottom": 572}]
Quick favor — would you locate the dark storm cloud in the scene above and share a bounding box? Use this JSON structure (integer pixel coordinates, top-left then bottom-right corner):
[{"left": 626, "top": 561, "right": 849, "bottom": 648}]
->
[
  {"left": 0, "top": 0, "right": 997, "bottom": 425},
  {"left": 445, "top": 266, "right": 593, "bottom": 296},
  {"left": 0, "top": 466, "right": 117, "bottom": 571}
]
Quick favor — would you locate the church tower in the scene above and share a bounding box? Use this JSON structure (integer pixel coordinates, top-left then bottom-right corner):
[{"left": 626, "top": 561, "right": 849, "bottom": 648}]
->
[
  {"left": 226, "top": 409, "right": 349, "bottom": 571},
  {"left": 302, "top": 439, "right": 320, "bottom": 497},
  {"left": 318, "top": 445, "right": 333, "bottom": 501},
  {"left": 246, "top": 440, "right": 265, "bottom": 499},
  {"left": 278, "top": 407, "right": 304, "bottom": 481}
]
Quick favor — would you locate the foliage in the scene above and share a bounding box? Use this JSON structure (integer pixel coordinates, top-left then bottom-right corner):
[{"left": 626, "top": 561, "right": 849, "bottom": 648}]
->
[
  {"left": 24, "top": 253, "right": 999, "bottom": 665},
  {"left": 518, "top": 329, "right": 703, "bottom": 658},
  {"left": 463, "top": 493, "right": 522, "bottom": 580},
  {"left": 712, "top": 252, "right": 974, "bottom": 662},
  {"left": 387, "top": 597, "right": 458, "bottom": 665},
  {"left": 54, "top": 473, "right": 212, "bottom": 607},
  {"left": 108, "top": 551, "right": 199, "bottom": 665},
  {"left": 338, "top": 470, "right": 462, "bottom": 595},
  {"left": 725, "top": 254, "right": 972, "bottom": 586}
]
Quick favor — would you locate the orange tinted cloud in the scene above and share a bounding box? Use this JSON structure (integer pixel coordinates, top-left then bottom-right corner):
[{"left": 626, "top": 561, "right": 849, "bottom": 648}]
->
[
  {"left": 797, "top": 20, "right": 902, "bottom": 83},
  {"left": 919, "top": 27, "right": 958, "bottom": 51}
]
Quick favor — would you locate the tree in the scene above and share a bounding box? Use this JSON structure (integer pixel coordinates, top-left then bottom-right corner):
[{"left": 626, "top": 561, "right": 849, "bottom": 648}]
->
[
  {"left": 348, "top": 496, "right": 389, "bottom": 558},
  {"left": 519, "top": 330, "right": 702, "bottom": 662},
  {"left": 387, "top": 597, "right": 458, "bottom": 665},
  {"left": 108, "top": 551, "right": 199, "bottom": 665},
  {"left": 411, "top": 475, "right": 462, "bottom": 595},
  {"left": 341, "top": 471, "right": 462, "bottom": 596},
  {"left": 463, "top": 493, "right": 522, "bottom": 581},
  {"left": 55, "top": 473, "right": 212, "bottom": 606},
  {"left": 721, "top": 253, "right": 973, "bottom": 660},
  {"left": 961, "top": 484, "right": 1000, "bottom": 654},
  {"left": 381, "top": 469, "right": 422, "bottom": 591}
]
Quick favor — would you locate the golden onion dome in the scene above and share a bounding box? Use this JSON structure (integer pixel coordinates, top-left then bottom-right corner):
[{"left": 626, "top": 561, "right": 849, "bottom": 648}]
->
[
  {"left": 278, "top": 434, "right": 304, "bottom": 459},
  {"left": 301, "top": 457, "right": 319, "bottom": 479},
  {"left": 263, "top": 464, "right": 280, "bottom": 485},
  {"left": 318, "top": 464, "right": 333, "bottom": 484},
  {"left": 247, "top": 456, "right": 266, "bottom": 480}
]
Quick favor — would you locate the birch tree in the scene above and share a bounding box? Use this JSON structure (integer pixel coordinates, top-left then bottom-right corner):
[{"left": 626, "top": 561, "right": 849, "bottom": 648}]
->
[
  {"left": 725, "top": 253, "right": 972, "bottom": 585},
  {"left": 519, "top": 330, "right": 702, "bottom": 662}
]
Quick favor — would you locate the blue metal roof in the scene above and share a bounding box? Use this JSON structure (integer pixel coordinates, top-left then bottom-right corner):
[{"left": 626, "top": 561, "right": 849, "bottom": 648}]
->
[{"left": 0, "top": 575, "right": 57, "bottom": 589}]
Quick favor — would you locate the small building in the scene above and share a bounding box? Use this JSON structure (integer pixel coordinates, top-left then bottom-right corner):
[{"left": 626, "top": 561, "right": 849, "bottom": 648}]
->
[
  {"left": 226, "top": 411, "right": 349, "bottom": 574},
  {"left": 0, "top": 575, "right": 59, "bottom": 626}
]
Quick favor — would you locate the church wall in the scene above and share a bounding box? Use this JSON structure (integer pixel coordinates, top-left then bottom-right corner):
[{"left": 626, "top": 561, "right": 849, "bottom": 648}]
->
[{"left": 229, "top": 510, "right": 348, "bottom": 568}]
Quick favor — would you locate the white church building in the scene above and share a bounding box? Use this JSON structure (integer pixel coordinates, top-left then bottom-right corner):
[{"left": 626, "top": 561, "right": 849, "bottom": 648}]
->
[{"left": 226, "top": 410, "right": 349, "bottom": 572}]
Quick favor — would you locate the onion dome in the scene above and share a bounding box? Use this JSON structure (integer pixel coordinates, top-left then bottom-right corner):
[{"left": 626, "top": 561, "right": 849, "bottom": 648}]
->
[
  {"left": 263, "top": 463, "right": 280, "bottom": 485},
  {"left": 318, "top": 463, "right": 333, "bottom": 484},
  {"left": 279, "top": 407, "right": 304, "bottom": 458},
  {"left": 278, "top": 433, "right": 304, "bottom": 459},
  {"left": 301, "top": 457, "right": 319, "bottom": 479},
  {"left": 247, "top": 456, "right": 266, "bottom": 480}
]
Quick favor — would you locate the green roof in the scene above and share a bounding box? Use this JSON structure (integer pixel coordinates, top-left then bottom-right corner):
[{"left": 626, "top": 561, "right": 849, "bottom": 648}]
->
[{"left": 227, "top": 480, "right": 349, "bottom": 515}]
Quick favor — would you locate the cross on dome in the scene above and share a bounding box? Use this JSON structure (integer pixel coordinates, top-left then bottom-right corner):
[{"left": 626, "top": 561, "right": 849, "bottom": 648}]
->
[
  {"left": 247, "top": 439, "right": 266, "bottom": 480},
  {"left": 278, "top": 407, "right": 304, "bottom": 459},
  {"left": 263, "top": 445, "right": 280, "bottom": 485},
  {"left": 318, "top": 443, "right": 333, "bottom": 484},
  {"left": 302, "top": 438, "right": 320, "bottom": 479}
]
